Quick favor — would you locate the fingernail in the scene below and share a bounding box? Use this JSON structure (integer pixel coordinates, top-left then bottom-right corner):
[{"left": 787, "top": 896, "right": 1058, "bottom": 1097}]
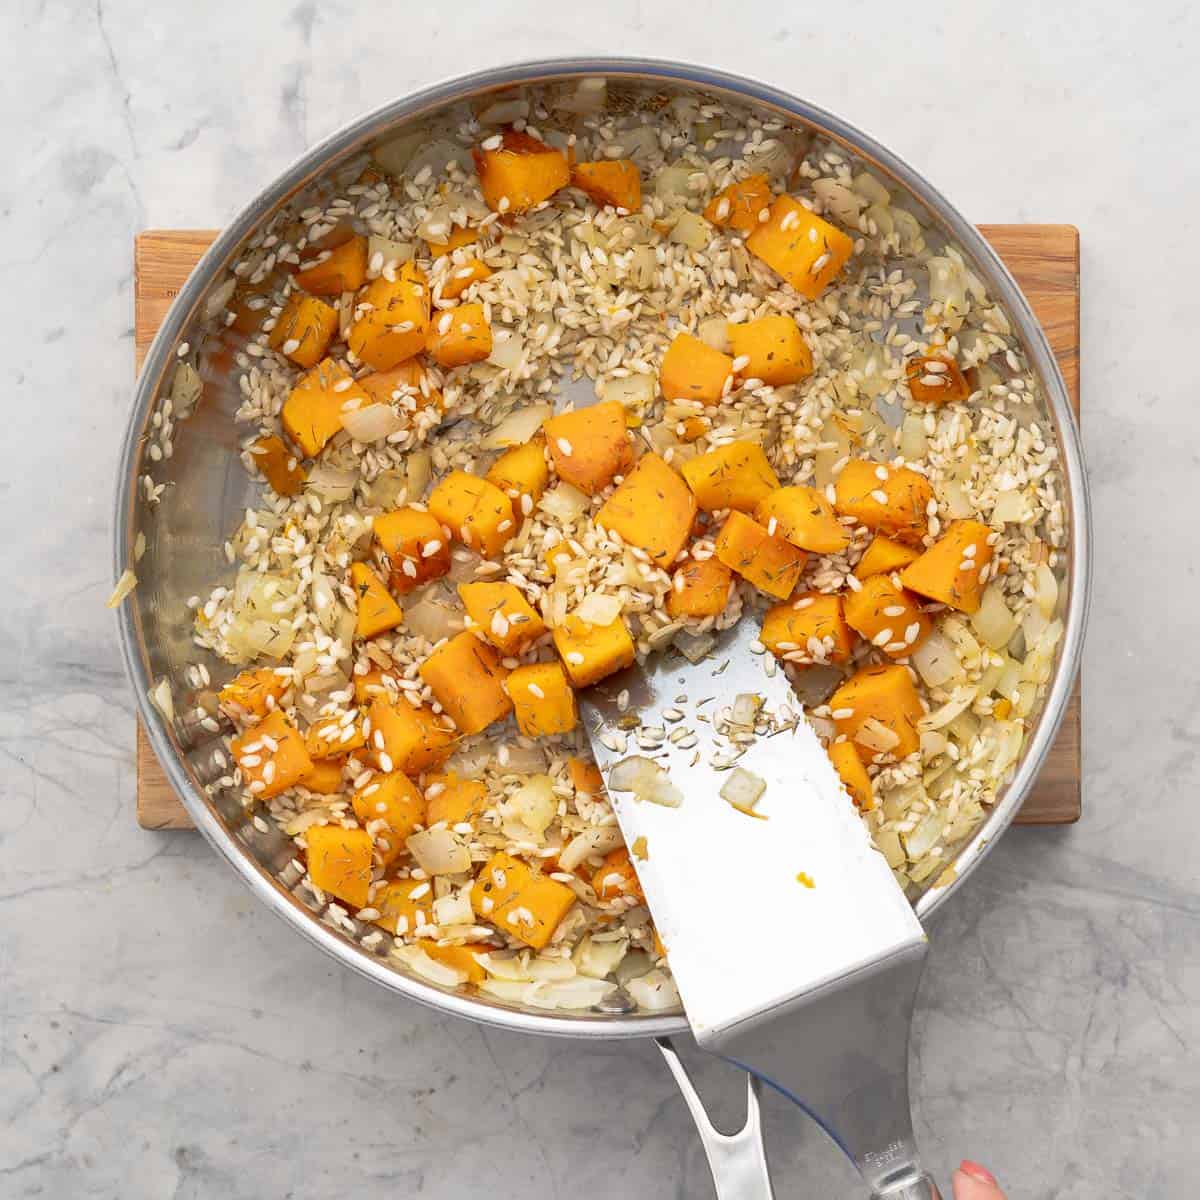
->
[{"left": 959, "top": 1160, "right": 999, "bottom": 1186}]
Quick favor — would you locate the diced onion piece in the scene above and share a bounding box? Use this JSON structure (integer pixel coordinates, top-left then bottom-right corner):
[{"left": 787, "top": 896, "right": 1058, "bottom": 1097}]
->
[
  {"left": 874, "top": 828, "right": 906, "bottom": 869},
  {"left": 404, "top": 138, "right": 473, "bottom": 181},
  {"left": 558, "top": 825, "right": 624, "bottom": 873},
  {"left": 812, "top": 178, "right": 864, "bottom": 225},
  {"left": 696, "top": 316, "right": 731, "bottom": 353},
  {"left": 342, "top": 402, "right": 405, "bottom": 443},
  {"left": 406, "top": 827, "right": 471, "bottom": 876},
  {"left": 667, "top": 210, "right": 712, "bottom": 250},
  {"left": 919, "top": 687, "right": 979, "bottom": 731},
  {"left": 601, "top": 373, "right": 655, "bottom": 411},
  {"left": 911, "top": 629, "right": 963, "bottom": 688},
  {"left": 927, "top": 256, "right": 968, "bottom": 317},
  {"left": 149, "top": 678, "right": 174, "bottom": 724},
  {"left": 204, "top": 277, "right": 237, "bottom": 319},
  {"left": 539, "top": 482, "right": 590, "bottom": 524},
  {"left": 447, "top": 549, "right": 482, "bottom": 584},
  {"left": 626, "top": 968, "right": 680, "bottom": 1012},
  {"left": 508, "top": 775, "right": 557, "bottom": 836},
  {"left": 305, "top": 464, "right": 358, "bottom": 503},
  {"left": 901, "top": 809, "right": 945, "bottom": 860},
  {"left": 970, "top": 584, "right": 1018, "bottom": 651},
  {"left": 366, "top": 235, "right": 414, "bottom": 273},
  {"left": 170, "top": 362, "right": 203, "bottom": 418},
  {"left": 478, "top": 952, "right": 532, "bottom": 982},
  {"left": 852, "top": 170, "right": 891, "bottom": 208},
  {"left": 1033, "top": 563, "right": 1058, "bottom": 618},
  {"left": 372, "top": 130, "right": 426, "bottom": 177},
  {"left": 920, "top": 729, "right": 949, "bottom": 759},
  {"left": 939, "top": 477, "right": 973, "bottom": 520},
  {"left": 576, "top": 935, "right": 629, "bottom": 980},
  {"left": 627, "top": 244, "right": 657, "bottom": 290},
  {"left": 555, "top": 77, "right": 607, "bottom": 115},
  {"left": 654, "top": 164, "right": 693, "bottom": 204},
  {"left": 993, "top": 722, "right": 1025, "bottom": 775},
  {"left": 892, "top": 208, "right": 923, "bottom": 253},
  {"left": 478, "top": 97, "right": 529, "bottom": 125},
  {"left": 405, "top": 448, "right": 432, "bottom": 500},
  {"left": 498, "top": 742, "right": 547, "bottom": 775},
  {"left": 719, "top": 767, "right": 766, "bottom": 813},
  {"left": 106, "top": 568, "right": 138, "bottom": 608},
  {"left": 576, "top": 593, "right": 622, "bottom": 627},
  {"left": 675, "top": 629, "right": 716, "bottom": 664},
  {"left": 527, "top": 956, "right": 577, "bottom": 982},
  {"left": 730, "top": 694, "right": 762, "bottom": 726},
  {"left": 856, "top": 718, "right": 900, "bottom": 753},
  {"left": 432, "top": 891, "right": 474, "bottom": 927},
  {"left": 487, "top": 329, "right": 525, "bottom": 371},
  {"left": 403, "top": 591, "right": 461, "bottom": 643},
  {"left": 393, "top": 944, "right": 469, "bottom": 988},
  {"left": 790, "top": 664, "right": 843, "bottom": 708},
  {"left": 608, "top": 757, "right": 683, "bottom": 808},
  {"left": 536, "top": 977, "right": 618, "bottom": 1011},
  {"left": 990, "top": 489, "right": 1029, "bottom": 525},
  {"left": 899, "top": 413, "right": 928, "bottom": 460}
]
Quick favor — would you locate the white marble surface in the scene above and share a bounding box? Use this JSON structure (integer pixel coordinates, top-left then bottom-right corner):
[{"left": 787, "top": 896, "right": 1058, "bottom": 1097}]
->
[{"left": 2, "top": 1, "right": 1197, "bottom": 1195}]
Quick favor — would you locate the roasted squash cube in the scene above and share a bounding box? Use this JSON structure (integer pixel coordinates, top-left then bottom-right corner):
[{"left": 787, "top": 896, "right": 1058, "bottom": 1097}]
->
[
  {"left": 760, "top": 592, "right": 854, "bottom": 664},
  {"left": 572, "top": 159, "right": 642, "bottom": 211},
  {"left": 473, "top": 130, "right": 570, "bottom": 215},
  {"left": 507, "top": 661, "right": 578, "bottom": 738},
  {"left": 755, "top": 485, "right": 851, "bottom": 554},
  {"left": 348, "top": 263, "right": 430, "bottom": 370},
  {"left": 427, "top": 226, "right": 480, "bottom": 257},
  {"left": 714, "top": 511, "right": 807, "bottom": 600},
  {"left": 368, "top": 695, "right": 457, "bottom": 774},
  {"left": 703, "top": 173, "right": 772, "bottom": 236},
  {"left": 219, "top": 667, "right": 289, "bottom": 719},
  {"left": 829, "top": 740, "right": 874, "bottom": 811},
  {"left": 349, "top": 561, "right": 403, "bottom": 640},
  {"left": 249, "top": 435, "right": 306, "bottom": 497},
  {"left": 833, "top": 459, "right": 933, "bottom": 545},
  {"left": 419, "top": 631, "right": 512, "bottom": 736},
  {"left": 828, "top": 664, "right": 924, "bottom": 762},
  {"left": 426, "top": 301, "right": 493, "bottom": 367},
  {"left": 424, "top": 942, "right": 489, "bottom": 983},
  {"left": 439, "top": 257, "right": 493, "bottom": 301},
  {"left": 667, "top": 557, "right": 733, "bottom": 619},
  {"left": 306, "top": 824, "right": 373, "bottom": 909},
  {"left": 900, "top": 520, "right": 994, "bottom": 614},
  {"left": 373, "top": 506, "right": 452, "bottom": 594},
  {"left": 304, "top": 713, "right": 367, "bottom": 760},
  {"left": 426, "top": 771, "right": 489, "bottom": 828},
  {"left": 372, "top": 878, "right": 434, "bottom": 936},
  {"left": 471, "top": 851, "right": 576, "bottom": 950},
  {"left": 268, "top": 292, "right": 338, "bottom": 368},
  {"left": 906, "top": 352, "right": 971, "bottom": 406},
  {"left": 298, "top": 758, "right": 348, "bottom": 796},
  {"left": 427, "top": 470, "right": 515, "bottom": 559},
  {"left": 843, "top": 574, "right": 931, "bottom": 658},
  {"left": 728, "top": 315, "right": 813, "bottom": 386},
  {"left": 593, "top": 846, "right": 644, "bottom": 902},
  {"left": 543, "top": 401, "right": 631, "bottom": 496},
  {"left": 596, "top": 452, "right": 696, "bottom": 566},
  {"left": 353, "top": 666, "right": 399, "bottom": 707},
  {"left": 294, "top": 234, "right": 368, "bottom": 296},
  {"left": 682, "top": 441, "right": 781, "bottom": 513},
  {"left": 746, "top": 195, "right": 855, "bottom": 300},
  {"left": 282, "top": 358, "right": 369, "bottom": 458},
  {"left": 231, "top": 709, "right": 313, "bottom": 800},
  {"left": 352, "top": 771, "right": 425, "bottom": 865},
  {"left": 854, "top": 535, "right": 921, "bottom": 581},
  {"left": 568, "top": 757, "right": 605, "bottom": 801},
  {"left": 359, "top": 360, "right": 443, "bottom": 413},
  {"left": 660, "top": 332, "right": 734, "bottom": 405},
  {"left": 486, "top": 439, "right": 550, "bottom": 521},
  {"left": 458, "top": 581, "right": 546, "bottom": 655},
  {"left": 553, "top": 615, "right": 636, "bottom": 688}
]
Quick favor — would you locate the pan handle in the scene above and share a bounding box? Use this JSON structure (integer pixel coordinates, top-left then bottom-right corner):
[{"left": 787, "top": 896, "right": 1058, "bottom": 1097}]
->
[{"left": 656, "top": 1037, "right": 775, "bottom": 1199}]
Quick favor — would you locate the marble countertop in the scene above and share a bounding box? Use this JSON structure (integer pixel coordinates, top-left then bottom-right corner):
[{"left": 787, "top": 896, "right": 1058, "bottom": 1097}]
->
[{"left": 3, "top": 1, "right": 1196, "bottom": 1195}]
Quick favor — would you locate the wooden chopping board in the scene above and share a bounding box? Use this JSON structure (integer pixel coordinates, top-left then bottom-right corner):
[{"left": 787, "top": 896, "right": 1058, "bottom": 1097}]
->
[{"left": 133, "top": 226, "right": 1082, "bottom": 830}]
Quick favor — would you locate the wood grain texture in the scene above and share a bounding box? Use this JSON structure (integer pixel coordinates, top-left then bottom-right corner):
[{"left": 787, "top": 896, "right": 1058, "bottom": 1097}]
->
[{"left": 134, "top": 225, "right": 1082, "bottom": 830}]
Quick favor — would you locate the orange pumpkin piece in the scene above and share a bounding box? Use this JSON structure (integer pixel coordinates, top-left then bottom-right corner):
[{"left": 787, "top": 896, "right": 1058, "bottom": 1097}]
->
[
  {"left": 596, "top": 452, "right": 696, "bottom": 567},
  {"left": 667, "top": 557, "right": 733, "bottom": 619},
  {"left": 231, "top": 709, "right": 313, "bottom": 801},
  {"left": 760, "top": 592, "right": 854, "bottom": 664},
  {"left": 298, "top": 758, "right": 347, "bottom": 796},
  {"left": 899, "top": 519, "right": 994, "bottom": 615},
  {"left": 703, "top": 173, "right": 772, "bottom": 236},
  {"left": 348, "top": 263, "right": 430, "bottom": 370},
  {"left": 681, "top": 440, "right": 780, "bottom": 513},
  {"left": 294, "top": 235, "right": 368, "bottom": 296},
  {"left": 593, "top": 847, "right": 644, "bottom": 902},
  {"left": 553, "top": 615, "right": 636, "bottom": 688},
  {"left": 268, "top": 292, "right": 339, "bottom": 368},
  {"left": 424, "top": 942, "right": 490, "bottom": 984},
  {"left": 353, "top": 666, "right": 399, "bottom": 706},
  {"left": 440, "top": 258, "right": 493, "bottom": 301},
  {"left": 572, "top": 160, "right": 642, "bottom": 211},
  {"left": 473, "top": 130, "right": 570, "bottom": 215},
  {"left": 359, "top": 361, "right": 443, "bottom": 413},
  {"left": 660, "top": 332, "right": 734, "bottom": 405},
  {"left": 828, "top": 664, "right": 924, "bottom": 763},
  {"left": 471, "top": 851, "right": 576, "bottom": 951},
  {"left": 372, "top": 878, "right": 434, "bottom": 935},
  {"left": 304, "top": 714, "right": 367, "bottom": 760},
  {"left": 425, "top": 772, "right": 489, "bottom": 828},
  {"left": 507, "top": 661, "right": 578, "bottom": 738},
  {"left": 419, "top": 631, "right": 512, "bottom": 736},
  {"left": 728, "top": 315, "right": 813, "bottom": 386},
  {"left": 374, "top": 507, "right": 452, "bottom": 594},
  {"left": 249, "top": 435, "right": 306, "bottom": 496},
  {"left": 714, "top": 511, "right": 807, "bottom": 601},
  {"left": 755, "top": 485, "right": 851, "bottom": 555},
  {"left": 427, "top": 226, "right": 480, "bottom": 257},
  {"left": 306, "top": 824, "right": 373, "bottom": 909},
  {"left": 746, "top": 195, "right": 855, "bottom": 300},
  {"left": 854, "top": 535, "right": 921, "bottom": 580},
  {"left": 829, "top": 740, "right": 874, "bottom": 811},
  {"left": 486, "top": 440, "right": 550, "bottom": 521},
  {"left": 426, "top": 301, "right": 493, "bottom": 367},
  {"left": 842, "top": 574, "right": 931, "bottom": 658},
  {"left": 352, "top": 771, "right": 426, "bottom": 865},
  {"left": 833, "top": 459, "right": 934, "bottom": 545},
  {"left": 283, "top": 357, "right": 371, "bottom": 458},
  {"left": 458, "top": 581, "right": 546, "bottom": 655},
  {"left": 350, "top": 561, "right": 404, "bottom": 640},
  {"left": 368, "top": 695, "right": 457, "bottom": 775},
  {"left": 906, "top": 352, "right": 971, "bottom": 406},
  {"left": 543, "top": 401, "right": 632, "bottom": 496},
  {"left": 427, "top": 470, "right": 515, "bottom": 559},
  {"left": 219, "top": 667, "right": 289, "bottom": 719}
]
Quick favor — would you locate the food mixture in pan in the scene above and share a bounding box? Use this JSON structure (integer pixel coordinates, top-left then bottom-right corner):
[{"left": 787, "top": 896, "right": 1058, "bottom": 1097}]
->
[{"left": 144, "top": 81, "right": 1067, "bottom": 1011}]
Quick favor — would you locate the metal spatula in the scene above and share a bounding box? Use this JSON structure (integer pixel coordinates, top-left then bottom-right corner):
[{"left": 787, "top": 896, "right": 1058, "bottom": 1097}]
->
[{"left": 580, "top": 617, "right": 939, "bottom": 1199}]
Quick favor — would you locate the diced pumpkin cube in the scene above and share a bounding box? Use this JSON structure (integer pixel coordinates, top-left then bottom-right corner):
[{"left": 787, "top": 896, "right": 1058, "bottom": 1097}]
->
[
  {"left": 249, "top": 435, "right": 306, "bottom": 496},
  {"left": 667, "top": 556, "right": 733, "bottom": 619},
  {"left": 231, "top": 709, "right": 313, "bottom": 800},
  {"left": 304, "top": 714, "right": 367, "bottom": 760},
  {"left": 282, "top": 358, "right": 369, "bottom": 458},
  {"left": 426, "top": 301, "right": 493, "bottom": 367},
  {"left": 473, "top": 130, "right": 570, "bottom": 215},
  {"left": 440, "top": 258, "right": 493, "bottom": 301},
  {"left": 543, "top": 540, "right": 583, "bottom": 575},
  {"left": 424, "top": 942, "right": 489, "bottom": 983},
  {"left": 833, "top": 459, "right": 933, "bottom": 545},
  {"left": 760, "top": 592, "right": 854, "bottom": 664},
  {"left": 572, "top": 159, "right": 642, "bottom": 211},
  {"left": 306, "top": 824, "right": 373, "bottom": 909},
  {"left": 486, "top": 439, "right": 549, "bottom": 520},
  {"left": 682, "top": 441, "right": 781, "bottom": 513},
  {"left": 728, "top": 315, "right": 813, "bottom": 386},
  {"left": 596, "top": 452, "right": 696, "bottom": 566},
  {"left": 419, "top": 631, "right": 512, "bottom": 735},
  {"left": 714, "top": 511, "right": 807, "bottom": 600},
  {"left": 900, "top": 520, "right": 994, "bottom": 614},
  {"left": 368, "top": 695, "right": 457, "bottom": 774},
  {"left": 219, "top": 667, "right": 289, "bottom": 719},
  {"left": 828, "top": 664, "right": 924, "bottom": 762},
  {"left": 679, "top": 415, "right": 710, "bottom": 442},
  {"left": 543, "top": 401, "right": 631, "bottom": 496},
  {"left": 471, "top": 852, "right": 576, "bottom": 950},
  {"left": 746, "top": 195, "right": 855, "bottom": 300},
  {"left": 755, "top": 485, "right": 851, "bottom": 554},
  {"left": 373, "top": 506, "right": 452, "bottom": 594},
  {"left": 372, "top": 877, "right": 434, "bottom": 935},
  {"left": 298, "top": 758, "right": 347, "bottom": 795},
  {"left": 854, "top": 535, "right": 920, "bottom": 580},
  {"left": 427, "top": 470, "right": 515, "bottom": 559},
  {"left": 843, "top": 574, "right": 931, "bottom": 658},
  {"left": 227, "top": 286, "right": 270, "bottom": 335},
  {"left": 354, "top": 666, "right": 398, "bottom": 706},
  {"left": 568, "top": 757, "right": 605, "bottom": 800},
  {"left": 829, "top": 740, "right": 874, "bottom": 811},
  {"left": 268, "top": 292, "right": 338, "bottom": 368},
  {"left": 703, "top": 173, "right": 772, "bottom": 236},
  {"left": 458, "top": 581, "right": 546, "bottom": 655},
  {"left": 426, "top": 771, "right": 489, "bottom": 828},
  {"left": 552, "top": 615, "right": 636, "bottom": 688},
  {"left": 348, "top": 263, "right": 429, "bottom": 370},
  {"left": 593, "top": 847, "right": 644, "bottom": 902},
  {"left": 427, "top": 225, "right": 480, "bottom": 257},
  {"left": 359, "top": 360, "right": 443, "bottom": 413},
  {"left": 660, "top": 332, "right": 734, "bottom": 405},
  {"left": 350, "top": 562, "right": 403, "bottom": 640},
  {"left": 906, "top": 352, "right": 971, "bottom": 406},
  {"left": 507, "top": 661, "right": 578, "bottom": 738},
  {"left": 294, "top": 234, "right": 368, "bottom": 296},
  {"left": 352, "top": 771, "right": 425, "bottom": 865}
]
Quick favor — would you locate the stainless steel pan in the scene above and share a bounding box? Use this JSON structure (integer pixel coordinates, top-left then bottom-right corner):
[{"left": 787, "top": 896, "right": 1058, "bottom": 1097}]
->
[{"left": 114, "top": 57, "right": 1090, "bottom": 1193}]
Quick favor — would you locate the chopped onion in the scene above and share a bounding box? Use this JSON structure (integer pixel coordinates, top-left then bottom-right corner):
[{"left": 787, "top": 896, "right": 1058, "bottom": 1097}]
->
[
  {"left": 539, "top": 482, "right": 590, "bottom": 524},
  {"left": 406, "top": 826, "right": 471, "bottom": 875},
  {"left": 719, "top": 767, "right": 766, "bottom": 813},
  {"left": 855, "top": 718, "right": 901, "bottom": 754},
  {"left": 106, "top": 568, "right": 138, "bottom": 608},
  {"left": 487, "top": 328, "right": 525, "bottom": 371},
  {"left": 812, "top": 178, "right": 864, "bottom": 225},
  {"left": 576, "top": 593, "right": 622, "bottom": 627},
  {"left": 620, "top": 125, "right": 661, "bottom": 162},
  {"left": 939, "top": 477, "right": 973, "bottom": 520},
  {"left": 482, "top": 403, "right": 552, "bottom": 450},
  {"left": 920, "top": 729, "right": 949, "bottom": 759},
  {"left": 626, "top": 968, "right": 680, "bottom": 1012},
  {"left": 601, "top": 373, "right": 655, "bottom": 411},
  {"left": 558, "top": 825, "right": 624, "bottom": 873},
  {"left": 608, "top": 757, "right": 683, "bottom": 808},
  {"left": 790, "top": 664, "right": 843, "bottom": 707},
  {"left": 852, "top": 171, "right": 891, "bottom": 208},
  {"left": 478, "top": 97, "right": 529, "bottom": 125},
  {"left": 654, "top": 164, "right": 693, "bottom": 204},
  {"left": 444, "top": 744, "right": 492, "bottom": 779},
  {"left": 393, "top": 944, "right": 468, "bottom": 988},
  {"left": 527, "top": 956, "right": 576, "bottom": 982},
  {"left": 675, "top": 629, "right": 716, "bottom": 664},
  {"left": 149, "top": 678, "right": 174, "bottom": 724},
  {"left": 1033, "top": 563, "right": 1058, "bottom": 618},
  {"left": 554, "top": 77, "right": 607, "bottom": 115},
  {"left": 225, "top": 617, "right": 296, "bottom": 663},
  {"left": 432, "top": 891, "right": 474, "bottom": 927},
  {"left": 899, "top": 413, "right": 928, "bottom": 460},
  {"left": 892, "top": 207, "right": 924, "bottom": 254},
  {"left": 901, "top": 809, "right": 945, "bottom": 860},
  {"left": 170, "top": 362, "right": 203, "bottom": 418},
  {"left": 627, "top": 244, "right": 657, "bottom": 290},
  {"left": 403, "top": 591, "right": 462, "bottom": 643},
  {"left": 730, "top": 694, "right": 762, "bottom": 726},
  {"left": 404, "top": 138, "right": 473, "bottom": 181},
  {"left": 927, "top": 256, "right": 968, "bottom": 318},
  {"left": 919, "top": 687, "right": 978, "bottom": 731},
  {"left": 535, "top": 977, "right": 617, "bottom": 1011},
  {"left": 372, "top": 130, "right": 427, "bottom": 177},
  {"left": 478, "top": 952, "right": 532, "bottom": 982},
  {"left": 310, "top": 572, "right": 339, "bottom": 634},
  {"left": 667, "top": 210, "right": 712, "bottom": 250},
  {"left": 970, "top": 585, "right": 1017, "bottom": 651},
  {"left": 305, "top": 464, "right": 358, "bottom": 503},
  {"left": 576, "top": 934, "right": 629, "bottom": 980},
  {"left": 912, "top": 629, "right": 962, "bottom": 688},
  {"left": 990, "top": 489, "right": 1029, "bottom": 525},
  {"left": 993, "top": 722, "right": 1025, "bottom": 775},
  {"left": 697, "top": 316, "right": 731, "bottom": 353},
  {"left": 366, "top": 235, "right": 414, "bottom": 273},
  {"left": 498, "top": 742, "right": 547, "bottom": 775},
  {"left": 508, "top": 775, "right": 557, "bottom": 836},
  {"left": 447, "top": 549, "right": 482, "bottom": 584},
  {"left": 366, "top": 469, "right": 408, "bottom": 510},
  {"left": 204, "top": 277, "right": 237, "bottom": 320},
  {"left": 342, "top": 402, "right": 404, "bottom": 443},
  {"left": 406, "top": 448, "right": 432, "bottom": 500},
  {"left": 874, "top": 828, "right": 906, "bottom": 869}
]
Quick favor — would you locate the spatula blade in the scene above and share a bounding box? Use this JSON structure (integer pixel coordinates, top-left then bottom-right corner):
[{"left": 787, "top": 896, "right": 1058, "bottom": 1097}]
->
[{"left": 580, "top": 617, "right": 924, "bottom": 1043}]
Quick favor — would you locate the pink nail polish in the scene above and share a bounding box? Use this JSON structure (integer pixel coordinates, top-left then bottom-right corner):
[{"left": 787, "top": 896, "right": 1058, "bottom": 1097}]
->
[{"left": 959, "top": 1160, "right": 999, "bottom": 1186}]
